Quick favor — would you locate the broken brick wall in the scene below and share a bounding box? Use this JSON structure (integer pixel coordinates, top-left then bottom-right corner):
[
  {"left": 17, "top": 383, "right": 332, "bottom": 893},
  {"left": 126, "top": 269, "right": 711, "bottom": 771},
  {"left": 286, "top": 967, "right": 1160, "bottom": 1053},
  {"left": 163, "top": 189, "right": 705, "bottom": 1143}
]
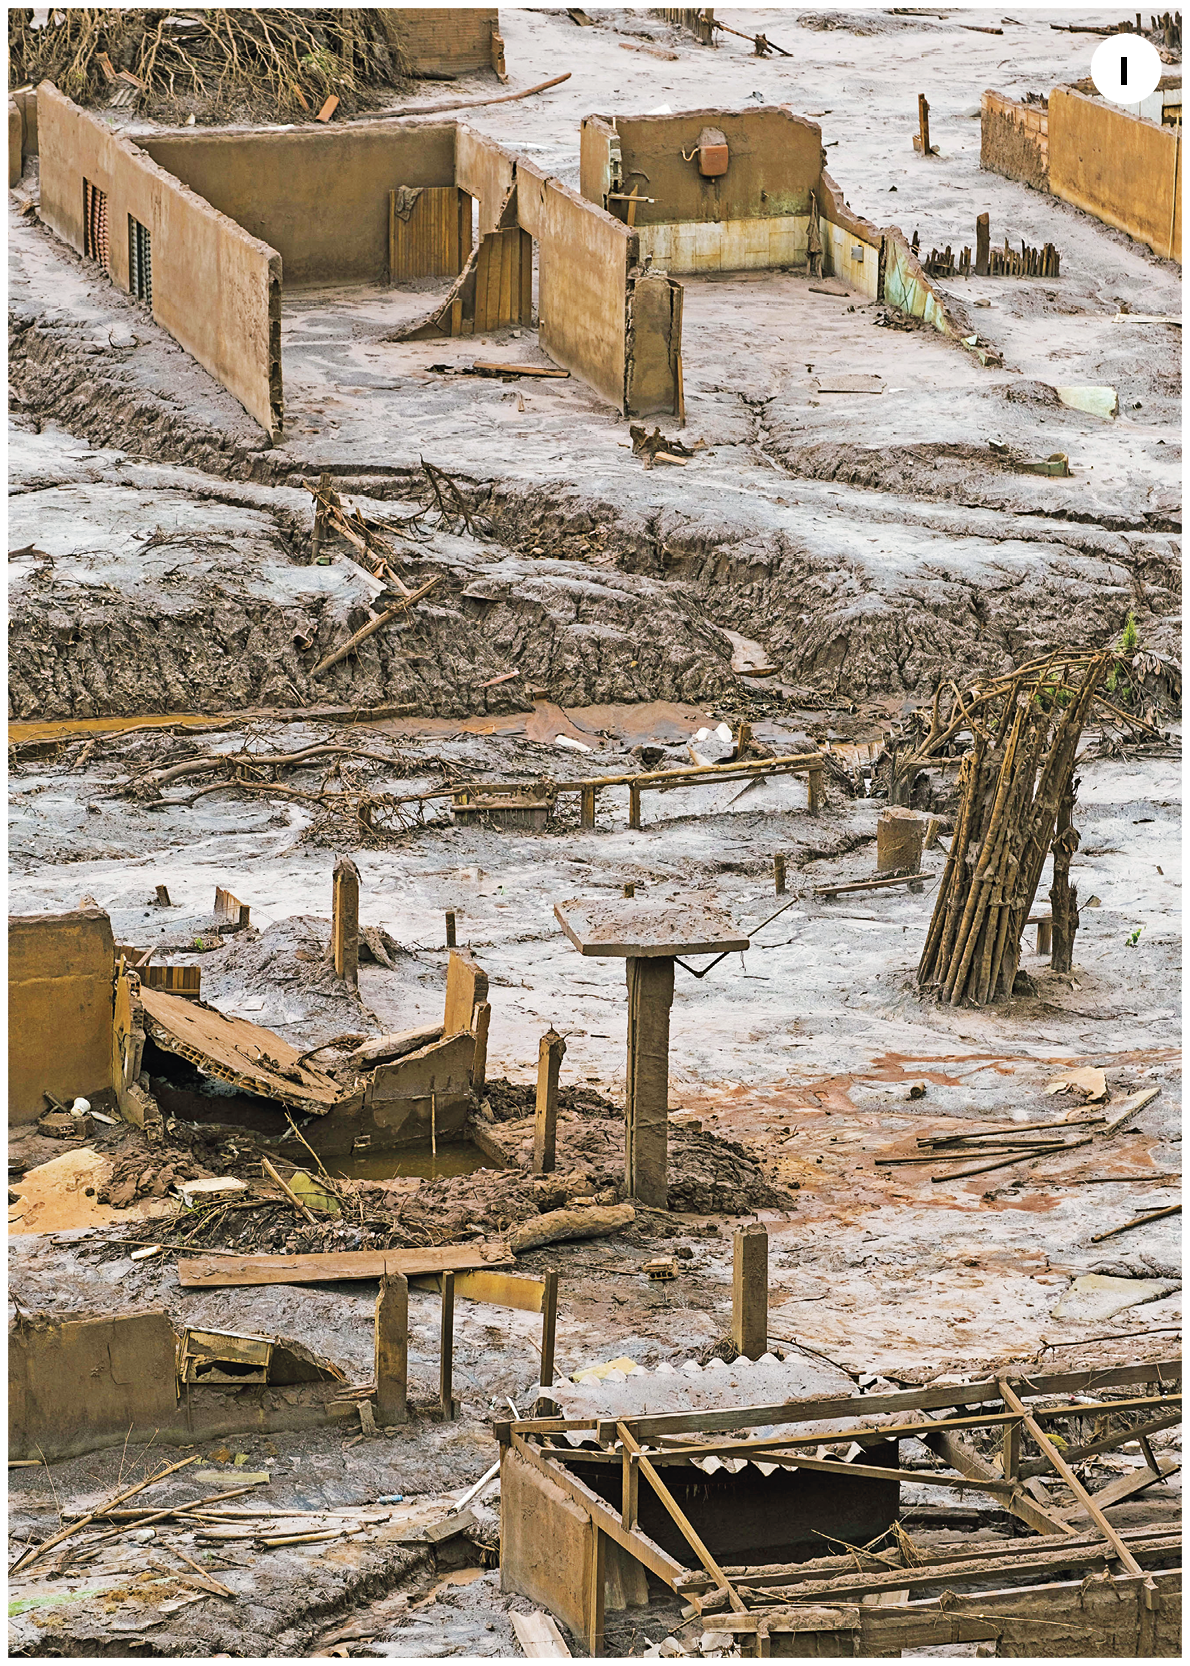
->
[
  {"left": 980, "top": 89, "right": 1050, "bottom": 192},
  {"left": 389, "top": 8, "right": 499, "bottom": 78}
]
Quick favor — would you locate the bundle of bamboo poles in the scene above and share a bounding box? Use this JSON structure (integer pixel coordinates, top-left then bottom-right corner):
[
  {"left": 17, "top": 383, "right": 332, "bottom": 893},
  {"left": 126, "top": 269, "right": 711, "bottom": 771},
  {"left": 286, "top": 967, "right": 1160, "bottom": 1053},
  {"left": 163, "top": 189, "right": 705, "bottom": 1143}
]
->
[{"left": 917, "top": 651, "right": 1110, "bottom": 1006}]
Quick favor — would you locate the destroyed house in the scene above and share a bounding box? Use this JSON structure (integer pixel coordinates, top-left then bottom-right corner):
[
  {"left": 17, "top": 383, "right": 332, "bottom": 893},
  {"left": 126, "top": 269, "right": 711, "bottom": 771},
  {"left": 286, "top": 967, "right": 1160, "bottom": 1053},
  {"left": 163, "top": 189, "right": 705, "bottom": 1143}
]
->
[{"left": 33, "top": 86, "right": 973, "bottom": 439}]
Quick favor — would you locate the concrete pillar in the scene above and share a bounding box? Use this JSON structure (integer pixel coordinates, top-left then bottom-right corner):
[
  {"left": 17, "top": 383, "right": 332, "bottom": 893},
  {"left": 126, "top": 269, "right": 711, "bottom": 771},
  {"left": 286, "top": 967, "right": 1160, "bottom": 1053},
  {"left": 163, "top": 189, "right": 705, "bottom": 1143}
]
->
[
  {"left": 374, "top": 1272, "right": 408, "bottom": 1425},
  {"left": 732, "top": 1222, "right": 768, "bottom": 1360},
  {"left": 332, "top": 855, "right": 360, "bottom": 987},
  {"left": 876, "top": 808, "right": 923, "bottom": 875},
  {"left": 532, "top": 1028, "right": 566, "bottom": 1175},
  {"left": 624, "top": 955, "right": 674, "bottom": 1209}
]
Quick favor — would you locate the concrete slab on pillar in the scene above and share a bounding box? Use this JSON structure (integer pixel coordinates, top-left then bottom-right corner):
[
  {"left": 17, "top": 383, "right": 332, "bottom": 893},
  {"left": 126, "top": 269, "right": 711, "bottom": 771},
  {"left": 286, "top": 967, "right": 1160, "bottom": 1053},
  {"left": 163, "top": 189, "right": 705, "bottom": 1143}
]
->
[{"left": 553, "top": 898, "right": 749, "bottom": 959}]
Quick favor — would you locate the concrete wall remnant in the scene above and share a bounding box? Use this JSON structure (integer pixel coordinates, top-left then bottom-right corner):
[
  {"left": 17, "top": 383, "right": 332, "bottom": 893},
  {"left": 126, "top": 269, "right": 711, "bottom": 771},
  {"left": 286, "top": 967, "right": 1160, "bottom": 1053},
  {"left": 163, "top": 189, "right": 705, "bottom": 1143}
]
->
[
  {"left": 9, "top": 1311, "right": 179, "bottom": 1460},
  {"left": 1048, "top": 87, "right": 1181, "bottom": 262},
  {"left": 500, "top": 1444, "right": 596, "bottom": 1641},
  {"left": 37, "top": 82, "right": 283, "bottom": 436},
  {"left": 9, "top": 908, "right": 120, "bottom": 1124},
  {"left": 582, "top": 106, "right": 825, "bottom": 275},
  {"left": 9, "top": 97, "right": 23, "bottom": 186},
  {"left": 10, "top": 1310, "right": 353, "bottom": 1461},
  {"left": 981, "top": 90, "right": 1049, "bottom": 191},
  {"left": 141, "top": 121, "right": 457, "bottom": 286},
  {"left": 983, "top": 84, "right": 1181, "bottom": 262}
]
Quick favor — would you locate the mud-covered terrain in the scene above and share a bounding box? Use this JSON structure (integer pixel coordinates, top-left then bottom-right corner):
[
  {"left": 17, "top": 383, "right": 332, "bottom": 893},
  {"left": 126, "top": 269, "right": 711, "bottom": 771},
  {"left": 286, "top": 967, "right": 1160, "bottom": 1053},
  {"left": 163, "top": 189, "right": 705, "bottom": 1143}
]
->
[
  {"left": 8, "top": 7, "right": 1181, "bottom": 718},
  {"left": 8, "top": 7, "right": 1182, "bottom": 1660}
]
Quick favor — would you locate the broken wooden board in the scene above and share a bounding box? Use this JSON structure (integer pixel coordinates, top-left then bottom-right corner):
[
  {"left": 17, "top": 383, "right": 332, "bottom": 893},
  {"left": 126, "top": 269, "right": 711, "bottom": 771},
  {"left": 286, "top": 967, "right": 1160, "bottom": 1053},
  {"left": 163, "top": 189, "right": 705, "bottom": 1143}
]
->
[
  {"left": 554, "top": 898, "right": 749, "bottom": 959},
  {"left": 808, "top": 279, "right": 850, "bottom": 296},
  {"left": 177, "top": 1245, "right": 513, "bottom": 1289},
  {"left": 511, "top": 1609, "right": 573, "bottom": 1657},
  {"left": 140, "top": 988, "right": 344, "bottom": 1116}
]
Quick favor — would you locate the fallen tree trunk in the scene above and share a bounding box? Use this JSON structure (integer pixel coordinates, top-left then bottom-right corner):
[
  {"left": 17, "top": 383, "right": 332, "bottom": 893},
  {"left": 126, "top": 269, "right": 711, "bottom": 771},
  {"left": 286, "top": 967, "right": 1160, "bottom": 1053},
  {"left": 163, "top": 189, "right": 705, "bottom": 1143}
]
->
[{"left": 509, "top": 1203, "right": 635, "bottom": 1254}]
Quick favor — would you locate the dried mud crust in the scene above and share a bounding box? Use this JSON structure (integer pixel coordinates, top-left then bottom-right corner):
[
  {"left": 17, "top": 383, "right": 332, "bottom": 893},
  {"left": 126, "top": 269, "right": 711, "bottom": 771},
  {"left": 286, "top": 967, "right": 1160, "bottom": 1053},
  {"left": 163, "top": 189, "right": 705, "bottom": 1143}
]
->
[{"left": 8, "top": 526, "right": 739, "bottom": 721}]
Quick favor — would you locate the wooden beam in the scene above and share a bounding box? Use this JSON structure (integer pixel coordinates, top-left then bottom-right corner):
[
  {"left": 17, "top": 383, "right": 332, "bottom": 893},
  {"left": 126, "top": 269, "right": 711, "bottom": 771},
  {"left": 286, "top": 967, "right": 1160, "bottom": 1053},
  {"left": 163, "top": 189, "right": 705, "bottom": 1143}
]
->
[
  {"left": 616, "top": 1423, "right": 747, "bottom": 1612},
  {"left": 595, "top": 1360, "right": 1181, "bottom": 1442},
  {"left": 997, "top": 1380, "right": 1148, "bottom": 1576},
  {"left": 654, "top": 1397, "right": 1181, "bottom": 1459},
  {"left": 439, "top": 1269, "right": 455, "bottom": 1420},
  {"left": 922, "top": 1426, "right": 1074, "bottom": 1537},
  {"left": 540, "top": 1270, "right": 559, "bottom": 1389}
]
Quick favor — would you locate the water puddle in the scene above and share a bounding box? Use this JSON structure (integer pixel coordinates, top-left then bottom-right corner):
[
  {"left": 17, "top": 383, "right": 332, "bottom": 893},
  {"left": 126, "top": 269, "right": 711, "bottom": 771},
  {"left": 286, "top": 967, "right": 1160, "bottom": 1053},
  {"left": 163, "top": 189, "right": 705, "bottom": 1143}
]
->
[{"left": 305, "top": 1142, "right": 497, "bottom": 1183}]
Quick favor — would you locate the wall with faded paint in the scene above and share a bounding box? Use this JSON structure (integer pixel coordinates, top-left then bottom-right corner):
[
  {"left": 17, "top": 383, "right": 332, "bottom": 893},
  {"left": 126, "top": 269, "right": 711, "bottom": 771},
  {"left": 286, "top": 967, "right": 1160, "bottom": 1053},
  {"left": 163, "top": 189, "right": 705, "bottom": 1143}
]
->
[
  {"left": 9, "top": 908, "right": 118, "bottom": 1123},
  {"left": 581, "top": 107, "right": 824, "bottom": 275},
  {"left": 981, "top": 90, "right": 1049, "bottom": 191},
  {"left": 1048, "top": 87, "right": 1181, "bottom": 262},
  {"left": 391, "top": 8, "right": 498, "bottom": 77},
  {"left": 518, "top": 160, "right": 636, "bottom": 412},
  {"left": 581, "top": 107, "right": 823, "bottom": 227},
  {"left": 142, "top": 120, "right": 456, "bottom": 286},
  {"left": 815, "top": 170, "right": 880, "bottom": 297},
  {"left": 37, "top": 83, "right": 281, "bottom": 434}
]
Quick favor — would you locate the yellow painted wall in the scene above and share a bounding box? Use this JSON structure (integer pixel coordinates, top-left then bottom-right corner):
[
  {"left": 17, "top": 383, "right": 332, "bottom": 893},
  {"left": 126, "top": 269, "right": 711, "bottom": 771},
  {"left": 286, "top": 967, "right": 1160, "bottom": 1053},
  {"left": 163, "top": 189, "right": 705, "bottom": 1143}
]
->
[
  {"left": 8, "top": 909, "right": 117, "bottom": 1123},
  {"left": 1049, "top": 88, "right": 1181, "bottom": 262}
]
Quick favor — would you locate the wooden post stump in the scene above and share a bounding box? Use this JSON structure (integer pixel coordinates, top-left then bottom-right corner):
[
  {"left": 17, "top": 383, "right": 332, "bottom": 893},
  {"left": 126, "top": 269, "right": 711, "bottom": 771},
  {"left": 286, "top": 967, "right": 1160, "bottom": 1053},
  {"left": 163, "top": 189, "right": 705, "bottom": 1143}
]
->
[
  {"left": 332, "top": 855, "right": 360, "bottom": 988},
  {"left": 732, "top": 1222, "right": 769, "bottom": 1359},
  {"left": 532, "top": 1028, "right": 566, "bottom": 1175},
  {"left": 374, "top": 1272, "right": 408, "bottom": 1425}
]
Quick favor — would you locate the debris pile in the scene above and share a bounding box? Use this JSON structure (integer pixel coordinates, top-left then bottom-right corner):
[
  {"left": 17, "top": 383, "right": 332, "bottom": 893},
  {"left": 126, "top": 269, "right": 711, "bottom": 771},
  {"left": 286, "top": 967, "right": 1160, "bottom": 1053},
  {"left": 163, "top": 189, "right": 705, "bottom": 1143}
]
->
[
  {"left": 9, "top": 7, "right": 412, "bottom": 123},
  {"left": 916, "top": 651, "right": 1108, "bottom": 1005}
]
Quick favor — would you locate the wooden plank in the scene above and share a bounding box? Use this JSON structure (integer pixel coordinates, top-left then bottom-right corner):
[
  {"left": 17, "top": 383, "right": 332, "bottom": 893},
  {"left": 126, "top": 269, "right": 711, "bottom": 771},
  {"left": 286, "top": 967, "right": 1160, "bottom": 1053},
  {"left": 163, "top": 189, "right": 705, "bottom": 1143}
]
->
[
  {"left": 595, "top": 1360, "right": 1182, "bottom": 1441},
  {"left": 439, "top": 1270, "right": 455, "bottom": 1420},
  {"left": 724, "top": 1533, "right": 1182, "bottom": 1606},
  {"left": 510, "top": 1610, "right": 572, "bottom": 1657},
  {"left": 540, "top": 1270, "right": 559, "bottom": 1389},
  {"left": 923, "top": 1425, "right": 1074, "bottom": 1537},
  {"left": 178, "top": 1245, "right": 511, "bottom": 1288},
  {"left": 656, "top": 1398, "right": 1182, "bottom": 1458},
  {"left": 1092, "top": 1203, "right": 1181, "bottom": 1242},
  {"left": 724, "top": 1451, "right": 1016, "bottom": 1494},
  {"left": 410, "top": 1269, "right": 545, "bottom": 1312},
  {"left": 1061, "top": 1458, "right": 1179, "bottom": 1520}
]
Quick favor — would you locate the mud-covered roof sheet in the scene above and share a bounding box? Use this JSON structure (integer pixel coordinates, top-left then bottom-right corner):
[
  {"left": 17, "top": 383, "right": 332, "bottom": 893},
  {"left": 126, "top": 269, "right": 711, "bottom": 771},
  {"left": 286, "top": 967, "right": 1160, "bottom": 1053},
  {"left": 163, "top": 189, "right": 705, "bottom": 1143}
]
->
[
  {"left": 554, "top": 898, "right": 750, "bottom": 958},
  {"left": 139, "top": 987, "right": 345, "bottom": 1115}
]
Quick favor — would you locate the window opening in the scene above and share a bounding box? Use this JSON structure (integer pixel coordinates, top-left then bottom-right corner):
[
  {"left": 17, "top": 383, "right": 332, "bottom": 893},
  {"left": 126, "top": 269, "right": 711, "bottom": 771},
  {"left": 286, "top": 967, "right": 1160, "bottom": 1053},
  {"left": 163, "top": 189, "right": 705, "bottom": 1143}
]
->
[
  {"left": 129, "top": 216, "right": 152, "bottom": 305},
  {"left": 82, "top": 178, "right": 109, "bottom": 267}
]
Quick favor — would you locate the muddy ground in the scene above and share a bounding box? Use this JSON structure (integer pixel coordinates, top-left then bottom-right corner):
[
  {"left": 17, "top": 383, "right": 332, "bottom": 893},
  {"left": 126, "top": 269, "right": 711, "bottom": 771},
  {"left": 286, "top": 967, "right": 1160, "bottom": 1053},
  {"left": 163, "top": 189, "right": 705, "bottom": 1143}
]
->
[{"left": 7, "top": 5, "right": 1183, "bottom": 1660}]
